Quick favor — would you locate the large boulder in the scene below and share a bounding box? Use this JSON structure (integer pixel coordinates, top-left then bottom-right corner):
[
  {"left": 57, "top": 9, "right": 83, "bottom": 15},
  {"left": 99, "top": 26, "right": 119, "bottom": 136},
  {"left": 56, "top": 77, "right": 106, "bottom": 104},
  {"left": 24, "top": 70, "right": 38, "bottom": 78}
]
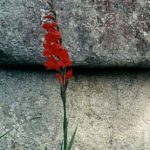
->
[
  {"left": 0, "top": 0, "right": 149, "bottom": 67},
  {"left": 0, "top": 69, "right": 150, "bottom": 149}
]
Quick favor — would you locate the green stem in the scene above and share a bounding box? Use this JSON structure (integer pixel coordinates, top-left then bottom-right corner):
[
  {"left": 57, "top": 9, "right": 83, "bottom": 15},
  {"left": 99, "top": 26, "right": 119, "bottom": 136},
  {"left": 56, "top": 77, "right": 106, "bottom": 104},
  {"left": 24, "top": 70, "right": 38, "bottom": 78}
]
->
[
  {"left": 61, "top": 84, "right": 68, "bottom": 150},
  {"left": 60, "top": 68, "right": 68, "bottom": 150}
]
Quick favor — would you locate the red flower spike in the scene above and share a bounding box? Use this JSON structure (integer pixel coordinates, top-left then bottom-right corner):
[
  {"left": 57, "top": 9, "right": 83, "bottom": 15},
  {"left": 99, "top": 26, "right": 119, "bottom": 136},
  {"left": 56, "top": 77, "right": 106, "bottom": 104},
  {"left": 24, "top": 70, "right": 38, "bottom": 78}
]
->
[
  {"left": 56, "top": 73, "right": 64, "bottom": 85},
  {"left": 65, "top": 69, "right": 73, "bottom": 80},
  {"left": 42, "top": 10, "right": 74, "bottom": 150},
  {"left": 42, "top": 11, "right": 73, "bottom": 82}
]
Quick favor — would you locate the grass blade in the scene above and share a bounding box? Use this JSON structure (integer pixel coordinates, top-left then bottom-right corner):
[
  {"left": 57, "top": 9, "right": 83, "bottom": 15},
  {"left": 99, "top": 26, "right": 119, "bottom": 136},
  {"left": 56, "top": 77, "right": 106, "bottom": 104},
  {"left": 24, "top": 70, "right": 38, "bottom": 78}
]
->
[
  {"left": 0, "top": 128, "right": 13, "bottom": 139},
  {"left": 67, "top": 126, "right": 77, "bottom": 150},
  {"left": 60, "top": 140, "right": 63, "bottom": 150},
  {"left": 0, "top": 116, "right": 42, "bottom": 139}
]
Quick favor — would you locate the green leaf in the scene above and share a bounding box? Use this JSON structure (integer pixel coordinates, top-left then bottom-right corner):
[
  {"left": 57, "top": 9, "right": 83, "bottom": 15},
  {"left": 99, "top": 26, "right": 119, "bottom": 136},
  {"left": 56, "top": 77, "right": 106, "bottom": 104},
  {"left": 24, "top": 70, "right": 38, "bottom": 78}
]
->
[
  {"left": 60, "top": 140, "right": 63, "bottom": 150},
  {"left": 67, "top": 126, "right": 77, "bottom": 150},
  {"left": 0, "top": 128, "right": 13, "bottom": 139},
  {"left": 0, "top": 116, "right": 42, "bottom": 139}
]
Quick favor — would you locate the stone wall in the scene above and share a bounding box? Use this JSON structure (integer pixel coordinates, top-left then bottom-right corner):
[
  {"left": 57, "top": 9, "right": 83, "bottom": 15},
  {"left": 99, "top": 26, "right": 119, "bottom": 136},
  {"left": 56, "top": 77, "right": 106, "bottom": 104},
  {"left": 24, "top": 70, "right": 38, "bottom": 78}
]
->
[
  {"left": 0, "top": 0, "right": 149, "bottom": 67},
  {"left": 1, "top": 69, "right": 150, "bottom": 150},
  {"left": 0, "top": 0, "right": 150, "bottom": 150}
]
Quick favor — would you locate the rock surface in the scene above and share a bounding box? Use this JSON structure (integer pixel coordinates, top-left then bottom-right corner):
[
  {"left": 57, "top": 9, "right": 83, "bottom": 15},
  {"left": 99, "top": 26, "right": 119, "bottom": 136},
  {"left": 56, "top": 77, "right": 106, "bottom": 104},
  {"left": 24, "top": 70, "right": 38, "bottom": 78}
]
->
[
  {"left": 0, "top": 68, "right": 150, "bottom": 149},
  {"left": 0, "top": 0, "right": 149, "bottom": 67}
]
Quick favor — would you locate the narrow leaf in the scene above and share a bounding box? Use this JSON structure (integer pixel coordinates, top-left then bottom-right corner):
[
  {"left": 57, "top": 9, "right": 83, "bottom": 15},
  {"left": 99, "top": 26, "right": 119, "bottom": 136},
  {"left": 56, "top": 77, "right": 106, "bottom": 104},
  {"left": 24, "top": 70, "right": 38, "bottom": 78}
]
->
[
  {"left": 67, "top": 126, "right": 77, "bottom": 150},
  {"left": 0, "top": 128, "right": 13, "bottom": 139},
  {"left": 60, "top": 140, "right": 63, "bottom": 150},
  {"left": 0, "top": 116, "right": 42, "bottom": 139}
]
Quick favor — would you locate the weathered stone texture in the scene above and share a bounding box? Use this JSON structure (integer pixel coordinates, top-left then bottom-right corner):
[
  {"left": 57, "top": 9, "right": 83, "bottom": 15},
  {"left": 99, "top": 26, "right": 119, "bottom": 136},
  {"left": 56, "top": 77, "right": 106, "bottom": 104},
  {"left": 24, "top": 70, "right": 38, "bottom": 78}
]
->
[
  {"left": 0, "top": 0, "right": 149, "bottom": 67},
  {"left": 0, "top": 69, "right": 150, "bottom": 150}
]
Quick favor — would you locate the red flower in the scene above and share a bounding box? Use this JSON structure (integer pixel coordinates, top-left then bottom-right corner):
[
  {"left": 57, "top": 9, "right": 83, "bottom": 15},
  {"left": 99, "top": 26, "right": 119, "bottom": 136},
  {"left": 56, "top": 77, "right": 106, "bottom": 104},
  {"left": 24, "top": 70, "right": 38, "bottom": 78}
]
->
[
  {"left": 44, "top": 15, "right": 54, "bottom": 19},
  {"left": 50, "top": 46, "right": 63, "bottom": 57},
  {"left": 59, "top": 60, "right": 72, "bottom": 68},
  {"left": 43, "top": 44, "right": 64, "bottom": 57},
  {"left": 44, "top": 31, "right": 61, "bottom": 43},
  {"left": 43, "top": 43, "right": 53, "bottom": 51},
  {"left": 56, "top": 73, "right": 64, "bottom": 85},
  {"left": 43, "top": 49, "right": 50, "bottom": 57},
  {"left": 57, "top": 49, "right": 72, "bottom": 67},
  {"left": 44, "top": 57, "right": 60, "bottom": 70},
  {"left": 50, "top": 44, "right": 64, "bottom": 52},
  {"left": 42, "top": 22, "right": 58, "bottom": 31},
  {"left": 59, "top": 48, "right": 69, "bottom": 59},
  {"left": 57, "top": 55, "right": 72, "bottom": 68},
  {"left": 66, "top": 69, "right": 73, "bottom": 80}
]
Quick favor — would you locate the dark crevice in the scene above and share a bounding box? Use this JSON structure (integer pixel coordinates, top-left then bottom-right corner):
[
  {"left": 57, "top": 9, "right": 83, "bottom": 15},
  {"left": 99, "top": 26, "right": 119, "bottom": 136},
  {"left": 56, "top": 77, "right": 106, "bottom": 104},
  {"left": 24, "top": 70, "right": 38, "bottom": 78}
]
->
[{"left": 0, "top": 64, "right": 150, "bottom": 74}]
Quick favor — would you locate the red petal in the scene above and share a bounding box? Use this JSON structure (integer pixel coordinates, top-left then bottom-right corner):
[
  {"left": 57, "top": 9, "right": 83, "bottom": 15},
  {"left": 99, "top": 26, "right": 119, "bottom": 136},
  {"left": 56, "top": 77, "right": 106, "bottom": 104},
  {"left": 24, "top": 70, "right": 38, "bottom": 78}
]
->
[
  {"left": 44, "top": 57, "right": 60, "bottom": 70},
  {"left": 44, "top": 31, "right": 61, "bottom": 43},
  {"left": 43, "top": 43, "right": 50, "bottom": 49},
  {"left": 52, "top": 44, "right": 63, "bottom": 50},
  {"left": 60, "top": 49, "right": 69, "bottom": 60},
  {"left": 57, "top": 59, "right": 72, "bottom": 68},
  {"left": 56, "top": 73, "right": 64, "bottom": 85},
  {"left": 44, "top": 15, "right": 54, "bottom": 19},
  {"left": 43, "top": 49, "right": 51, "bottom": 57},
  {"left": 57, "top": 49, "right": 72, "bottom": 67},
  {"left": 42, "top": 22, "right": 58, "bottom": 31},
  {"left": 65, "top": 69, "right": 73, "bottom": 80},
  {"left": 50, "top": 44, "right": 63, "bottom": 55}
]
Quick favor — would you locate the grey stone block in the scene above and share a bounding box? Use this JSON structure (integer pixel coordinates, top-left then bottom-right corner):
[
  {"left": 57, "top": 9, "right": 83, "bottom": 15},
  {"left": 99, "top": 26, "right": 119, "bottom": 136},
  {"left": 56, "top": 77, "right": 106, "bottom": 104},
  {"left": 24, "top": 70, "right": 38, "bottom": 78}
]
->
[
  {"left": 0, "top": 69, "right": 150, "bottom": 149},
  {"left": 0, "top": 0, "right": 149, "bottom": 67}
]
